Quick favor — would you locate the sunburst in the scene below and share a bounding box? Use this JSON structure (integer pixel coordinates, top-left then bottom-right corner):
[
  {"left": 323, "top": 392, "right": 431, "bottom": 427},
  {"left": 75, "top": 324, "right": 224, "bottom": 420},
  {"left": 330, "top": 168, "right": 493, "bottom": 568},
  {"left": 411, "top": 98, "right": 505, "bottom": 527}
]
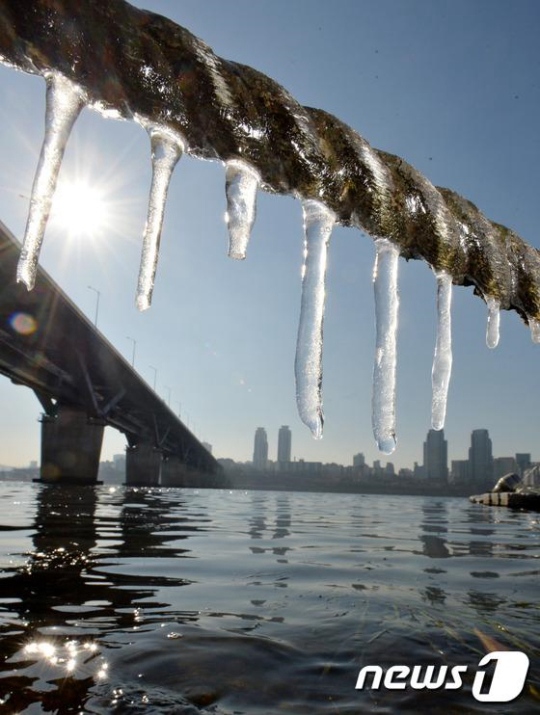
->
[{"left": 50, "top": 179, "right": 109, "bottom": 239}]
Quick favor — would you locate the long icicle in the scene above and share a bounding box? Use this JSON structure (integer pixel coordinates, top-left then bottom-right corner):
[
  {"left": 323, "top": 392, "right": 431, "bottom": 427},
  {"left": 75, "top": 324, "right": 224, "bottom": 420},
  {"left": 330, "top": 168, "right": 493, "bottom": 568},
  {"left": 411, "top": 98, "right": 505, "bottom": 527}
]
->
[
  {"left": 486, "top": 297, "right": 500, "bottom": 349},
  {"left": 136, "top": 124, "right": 184, "bottom": 311},
  {"left": 225, "top": 159, "right": 260, "bottom": 259},
  {"left": 372, "top": 238, "right": 400, "bottom": 454},
  {"left": 431, "top": 271, "right": 453, "bottom": 430},
  {"left": 295, "top": 199, "right": 335, "bottom": 439},
  {"left": 17, "top": 72, "right": 86, "bottom": 289}
]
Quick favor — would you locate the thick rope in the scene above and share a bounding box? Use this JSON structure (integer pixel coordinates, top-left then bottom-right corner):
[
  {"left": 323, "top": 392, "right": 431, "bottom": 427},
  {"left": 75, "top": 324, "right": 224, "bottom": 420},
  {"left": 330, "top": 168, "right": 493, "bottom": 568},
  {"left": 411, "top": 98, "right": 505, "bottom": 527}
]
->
[{"left": 0, "top": 0, "right": 538, "bottom": 321}]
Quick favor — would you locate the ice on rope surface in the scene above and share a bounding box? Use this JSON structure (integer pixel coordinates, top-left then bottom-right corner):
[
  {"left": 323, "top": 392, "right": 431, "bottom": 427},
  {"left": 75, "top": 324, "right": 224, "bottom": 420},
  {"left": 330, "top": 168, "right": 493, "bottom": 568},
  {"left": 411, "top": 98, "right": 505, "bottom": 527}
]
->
[
  {"left": 17, "top": 72, "right": 85, "bottom": 290},
  {"left": 372, "top": 238, "right": 400, "bottom": 454},
  {"left": 136, "top": 123, "right": 185, "bottom": 311},
  {"left": 295, "top": 199, "right": 335, "bottom": 439},
  {"left": 431, "top": 271, "right": 453, "bottom": 431},
  {"left": 486, "top": 297, "right": 500, "bottom": 349},
  {"left": 225, "top": 160, "right": 260, "bottom": 260}
]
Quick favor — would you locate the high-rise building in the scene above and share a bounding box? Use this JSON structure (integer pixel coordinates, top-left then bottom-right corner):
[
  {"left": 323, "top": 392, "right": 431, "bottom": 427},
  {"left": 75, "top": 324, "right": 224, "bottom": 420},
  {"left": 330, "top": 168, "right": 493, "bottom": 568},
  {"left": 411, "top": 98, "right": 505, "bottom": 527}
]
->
[
  {"left": 451, "top": 459, "right": 469, "bottom": 483},
  {"left": 423, "top": 429, "right": 448, "bottom": 481},
  {"left": 515, "top": 453, "right": 532, "bottom": 477},
  {"left": 277, "top": 425, "right": 292, "bottom": 467},
  {"left": 468, "top": 429, "right": 493, "bottom": 484},
  {"left": 352, "top": 452, "right": 370, "bottom": 478},
  {"left": 253, "top": 427, "right": 268, "bottom": 469}
]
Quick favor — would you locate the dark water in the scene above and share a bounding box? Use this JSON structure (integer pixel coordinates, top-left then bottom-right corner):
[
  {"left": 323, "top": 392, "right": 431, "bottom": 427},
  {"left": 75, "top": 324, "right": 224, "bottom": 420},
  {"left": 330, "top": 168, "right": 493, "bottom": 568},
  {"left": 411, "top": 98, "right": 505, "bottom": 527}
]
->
[{"left": 0, "top": 482, "right": 538, "bottom": 714}]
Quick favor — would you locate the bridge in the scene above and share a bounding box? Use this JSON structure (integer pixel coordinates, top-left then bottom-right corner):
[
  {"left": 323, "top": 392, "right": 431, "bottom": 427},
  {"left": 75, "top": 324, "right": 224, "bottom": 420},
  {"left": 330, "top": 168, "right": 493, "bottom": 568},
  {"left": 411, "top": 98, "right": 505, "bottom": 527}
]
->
[{"left": 0, "top": 220, "right": 220, "bottom": 486}]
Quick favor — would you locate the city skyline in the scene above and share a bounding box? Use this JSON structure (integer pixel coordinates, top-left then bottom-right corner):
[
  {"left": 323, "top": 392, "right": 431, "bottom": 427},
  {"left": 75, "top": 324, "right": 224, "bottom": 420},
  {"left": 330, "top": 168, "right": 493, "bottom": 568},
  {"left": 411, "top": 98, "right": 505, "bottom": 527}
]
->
[
  {"left": 245, "top": 423, "right": 531, "bottom": 481},
  {"left": 3, "top": 422, "right": 535, "bottom": 488},
  {"left": 1, "top": 1, "right": 540, "bottom": 468}
]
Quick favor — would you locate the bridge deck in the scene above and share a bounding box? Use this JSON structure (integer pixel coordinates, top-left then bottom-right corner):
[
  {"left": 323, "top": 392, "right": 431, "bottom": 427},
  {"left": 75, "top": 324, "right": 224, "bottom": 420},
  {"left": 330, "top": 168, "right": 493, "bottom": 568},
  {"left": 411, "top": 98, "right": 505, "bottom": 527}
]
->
[{"left": 0, "top": 220, "right": 218, "bottom": 474}]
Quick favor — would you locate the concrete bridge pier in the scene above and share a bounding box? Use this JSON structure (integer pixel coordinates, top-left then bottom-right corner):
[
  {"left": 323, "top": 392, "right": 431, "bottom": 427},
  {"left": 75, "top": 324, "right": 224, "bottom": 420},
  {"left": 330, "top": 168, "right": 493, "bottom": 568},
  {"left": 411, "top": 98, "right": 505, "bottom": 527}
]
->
[
  {"left": 161, "top": 455, "right": 189, "bottom": 487},
  {"left": 125, "top": 443, "right": 162, "bottom": 486},
  {"left": 40, "top": 406, "right": 105, "bottom": 484}
]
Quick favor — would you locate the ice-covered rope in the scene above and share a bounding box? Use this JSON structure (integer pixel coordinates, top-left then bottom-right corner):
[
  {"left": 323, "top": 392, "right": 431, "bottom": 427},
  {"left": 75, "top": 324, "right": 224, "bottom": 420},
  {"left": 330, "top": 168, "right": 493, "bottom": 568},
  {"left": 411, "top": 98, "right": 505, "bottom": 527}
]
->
[
  {"left": 1, "top": 0, "right": 539, "bottom": 323},
  {"left": 1, "top": 0, "right": 540, "bottom": 449}
]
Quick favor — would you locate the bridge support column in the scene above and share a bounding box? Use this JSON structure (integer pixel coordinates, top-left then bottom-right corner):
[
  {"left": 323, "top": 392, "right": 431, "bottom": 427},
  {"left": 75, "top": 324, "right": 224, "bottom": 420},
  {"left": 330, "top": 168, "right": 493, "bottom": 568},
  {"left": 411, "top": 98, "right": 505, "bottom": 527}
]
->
[
  {"left": 161, "top": 455, "right": 189, "bottom": 487},
  {"left": 40, "top": 406, "right": 104, "bottom": 484},
  {"left": 125, "top": 443, "right": 162, "bottom": 486}
]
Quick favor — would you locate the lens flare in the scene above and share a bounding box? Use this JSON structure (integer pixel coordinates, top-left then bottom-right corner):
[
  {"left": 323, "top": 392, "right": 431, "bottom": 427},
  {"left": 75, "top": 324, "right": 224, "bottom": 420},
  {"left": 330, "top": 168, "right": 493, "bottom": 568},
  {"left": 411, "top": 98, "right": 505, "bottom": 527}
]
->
[{"left": 9, "top": 312, "right": 37, "bottom": 335}]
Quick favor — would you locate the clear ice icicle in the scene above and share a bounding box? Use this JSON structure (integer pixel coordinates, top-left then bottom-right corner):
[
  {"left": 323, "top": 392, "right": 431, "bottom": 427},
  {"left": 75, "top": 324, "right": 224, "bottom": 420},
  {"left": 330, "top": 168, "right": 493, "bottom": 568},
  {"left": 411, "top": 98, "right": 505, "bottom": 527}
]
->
[
  {"left": 136, "top": 124, "right": 184, "bottom": 311},
  {"left": 431, "top": 272, "right": 453, "bottom": 431},
  {"left": 486, "top": 297, "right": 500, "bottom": 349},
  {"left": 225, "top": 159, "right": 260, "bottom": 259},
  {"left": 372, "top": 238, "right": 400, "bottom": 454},
  {"left": 17, "top": 72, "right": 85, "bottom": 289},
  {"left": 529, "top": 318, "right": 540, "bottom": 344},
  {"left": 295, "top": 199, "right": 335, "bottom": 439}
]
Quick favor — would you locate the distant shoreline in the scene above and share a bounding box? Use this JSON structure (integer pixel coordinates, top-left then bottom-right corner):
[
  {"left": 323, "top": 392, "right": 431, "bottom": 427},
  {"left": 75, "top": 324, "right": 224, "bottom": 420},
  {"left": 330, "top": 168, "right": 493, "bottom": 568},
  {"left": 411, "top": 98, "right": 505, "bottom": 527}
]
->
[
  {"left": 0, "top": 470, "right": 490, "bottom": 498},
  {"left": 199, "top": 466, "right": 491, "bottom": 497}
]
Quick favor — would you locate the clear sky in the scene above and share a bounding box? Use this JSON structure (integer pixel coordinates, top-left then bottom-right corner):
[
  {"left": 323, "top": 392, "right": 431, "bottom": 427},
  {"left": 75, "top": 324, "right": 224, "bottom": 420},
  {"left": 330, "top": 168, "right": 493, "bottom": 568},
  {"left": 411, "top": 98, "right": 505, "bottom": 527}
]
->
[{"left": 0, "top": 0, "right": 539, "bottom": 470}]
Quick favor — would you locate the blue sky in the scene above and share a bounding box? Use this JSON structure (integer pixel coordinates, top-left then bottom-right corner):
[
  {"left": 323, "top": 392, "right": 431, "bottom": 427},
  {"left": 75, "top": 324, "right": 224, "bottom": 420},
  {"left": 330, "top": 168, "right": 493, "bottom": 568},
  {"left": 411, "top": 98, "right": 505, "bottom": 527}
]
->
[{"left": 0, "top": 0, "right": 539, "bottom": 470}]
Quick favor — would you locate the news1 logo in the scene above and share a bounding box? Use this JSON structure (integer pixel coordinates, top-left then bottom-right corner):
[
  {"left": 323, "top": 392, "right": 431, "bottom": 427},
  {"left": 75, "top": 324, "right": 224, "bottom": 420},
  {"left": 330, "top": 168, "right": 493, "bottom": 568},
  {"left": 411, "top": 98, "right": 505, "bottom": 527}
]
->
[
  {"left": 355, "top": 651, "right": 530, "bottom": 702},
  {"left": 472, "top": 652, "right": 529, "bottom": 702}
]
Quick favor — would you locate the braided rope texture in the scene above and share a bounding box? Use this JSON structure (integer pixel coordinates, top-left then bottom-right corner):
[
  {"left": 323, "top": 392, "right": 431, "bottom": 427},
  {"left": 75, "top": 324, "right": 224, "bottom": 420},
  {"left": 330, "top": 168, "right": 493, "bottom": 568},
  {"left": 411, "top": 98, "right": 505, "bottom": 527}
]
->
[{"left": 0, "top": 0, "right": 538, "bottom": 321}]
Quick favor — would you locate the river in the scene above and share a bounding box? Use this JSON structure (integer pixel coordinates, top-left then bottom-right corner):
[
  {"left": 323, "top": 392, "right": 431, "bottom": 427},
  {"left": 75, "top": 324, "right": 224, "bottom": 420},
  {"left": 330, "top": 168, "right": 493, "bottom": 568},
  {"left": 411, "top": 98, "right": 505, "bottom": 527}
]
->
[{"left": 0, "top": 482, "right": 538, "bottom": 713}]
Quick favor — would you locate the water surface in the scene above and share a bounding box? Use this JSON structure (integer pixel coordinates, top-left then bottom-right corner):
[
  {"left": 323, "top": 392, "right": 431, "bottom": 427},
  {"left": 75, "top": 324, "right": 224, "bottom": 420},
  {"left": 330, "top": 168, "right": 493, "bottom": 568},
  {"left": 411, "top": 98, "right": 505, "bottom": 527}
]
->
[{"left": 0, "top": 483, "right": 538, "bottom": 713}]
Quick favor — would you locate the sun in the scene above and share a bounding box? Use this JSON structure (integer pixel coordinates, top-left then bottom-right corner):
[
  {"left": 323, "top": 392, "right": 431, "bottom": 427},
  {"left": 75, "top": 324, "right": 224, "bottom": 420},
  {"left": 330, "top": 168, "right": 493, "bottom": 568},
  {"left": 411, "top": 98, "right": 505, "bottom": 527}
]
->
[{"left": 50, "top": 179, "right": 109, "bottom": 238}]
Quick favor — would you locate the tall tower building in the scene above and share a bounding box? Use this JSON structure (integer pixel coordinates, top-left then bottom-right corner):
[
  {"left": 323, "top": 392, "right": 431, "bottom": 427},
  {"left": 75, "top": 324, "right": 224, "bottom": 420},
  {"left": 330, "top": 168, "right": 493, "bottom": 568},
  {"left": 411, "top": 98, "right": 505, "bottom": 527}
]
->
[
  {"left": 277, "top": 425, "right": 292, "bottom": 467},
  {"left": 423, "top": 429, "right": 448, "bottom": 481},
  {"left": 253, "top": 427, "right": 268, "bottom": 469},
  {"left": 353, "top": 453, "right": 366, "bottom": 468},
  {"left": 468, "top": 429, "right": 493, "bottom": 484}
]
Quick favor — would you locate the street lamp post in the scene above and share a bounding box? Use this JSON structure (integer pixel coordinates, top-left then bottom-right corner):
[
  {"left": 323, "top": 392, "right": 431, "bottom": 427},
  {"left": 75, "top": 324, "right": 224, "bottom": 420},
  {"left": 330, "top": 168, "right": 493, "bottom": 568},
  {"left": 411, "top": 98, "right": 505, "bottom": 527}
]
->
[
  {"left": 149, "top": 365, "right": 158, "bottom": 391},
  {"left": 87, "top": 285, "right": 100, "bottom": 327},
  {"left": 126, "top": 336, "right": 137, "bottom": 368}
]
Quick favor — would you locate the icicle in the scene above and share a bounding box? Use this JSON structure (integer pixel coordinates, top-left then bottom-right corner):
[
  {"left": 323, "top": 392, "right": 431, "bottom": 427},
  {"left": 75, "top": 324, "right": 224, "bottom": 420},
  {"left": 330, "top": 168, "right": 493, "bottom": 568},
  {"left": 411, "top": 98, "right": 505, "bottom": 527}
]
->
[
  {"left": 17, "top": 72, "right": 85, "bottom": 289},
  {"left": 295, "top": 199, "right": 335, "bottom": 439},
  {"left": 225, "top": 159, "right": 260, "bottom": 259},
  {"left": 529, "top": 318, "right": 540, "bottom": 344},
  {"left": 136, "top": 124, "right": 184, "bottom": 311},
  {"left": 486, "top": 297, "right": 500, "bottom": 349},
  {"left": 372, "top": 238, "right": 400, "bottom": 454},
  {"left": 431, "top": 271, "right": 453, "bottom": 431}
]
